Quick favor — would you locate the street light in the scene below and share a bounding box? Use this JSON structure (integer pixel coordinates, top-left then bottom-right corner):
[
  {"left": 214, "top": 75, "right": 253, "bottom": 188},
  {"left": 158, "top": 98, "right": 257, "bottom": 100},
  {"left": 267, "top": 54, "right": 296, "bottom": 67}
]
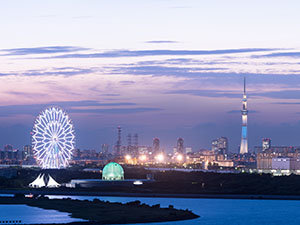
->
[
  {"left": 156, "top": 153, "right": 164, "bottom": 162},
  {"left": 139, "top": 155, "right": 147, "bottom": 161},
  {"left": 176, "top": 154, "right": 183, "bottom": 161},
  {"left": 125, "top": 155, "right": 131, "bottom": 160}
]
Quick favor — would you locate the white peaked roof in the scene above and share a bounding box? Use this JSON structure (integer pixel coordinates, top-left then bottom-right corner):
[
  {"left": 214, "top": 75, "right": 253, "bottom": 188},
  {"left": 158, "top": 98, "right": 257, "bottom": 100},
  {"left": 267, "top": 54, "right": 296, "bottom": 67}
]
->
[
  {"left": 29, "top": 174, "right": 46, "bottom": 188},
  {"left": 47, "top": 175, "right": 61, "bottom": 188},
  {"left": 29, "top": 174, "right": 61, "bottom": 188}
]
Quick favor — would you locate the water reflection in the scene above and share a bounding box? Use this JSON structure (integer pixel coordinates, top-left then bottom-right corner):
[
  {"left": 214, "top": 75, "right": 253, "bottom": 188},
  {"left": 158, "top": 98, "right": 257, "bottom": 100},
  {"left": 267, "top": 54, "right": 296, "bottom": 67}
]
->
[
  {"left": 0, "top": 204, "right": 85, "bottom": 224},
  {"left": 47, "top": 195, "right": 300, "bottom": 225}
]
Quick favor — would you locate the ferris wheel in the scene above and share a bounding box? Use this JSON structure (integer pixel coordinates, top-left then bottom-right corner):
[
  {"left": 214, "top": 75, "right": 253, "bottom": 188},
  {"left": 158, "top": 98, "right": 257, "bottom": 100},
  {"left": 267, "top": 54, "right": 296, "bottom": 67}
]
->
[{"left": 32, "top": 106, "right": 75, "bottom": 169}]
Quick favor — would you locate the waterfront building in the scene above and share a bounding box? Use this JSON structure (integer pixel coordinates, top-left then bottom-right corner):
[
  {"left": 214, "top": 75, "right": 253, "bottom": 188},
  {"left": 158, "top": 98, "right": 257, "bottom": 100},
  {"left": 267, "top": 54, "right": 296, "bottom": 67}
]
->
[
  {"left": 212, "top": 137, "right": 228, "bottom": 154},
  {"left": 271, "top": 158, "right": 300, "bottom": 175},
  {"left": 262, "top": 138, "right": 271, "bottom": 151},
  {"left": 240, "top": 78, "right": 248, "bottom": 154},
  {"left": 256, "top": 146, "right": 300, "bottom": 174},
  {"left": 102, "top": 162, "right": 124, "bottom": 180}
]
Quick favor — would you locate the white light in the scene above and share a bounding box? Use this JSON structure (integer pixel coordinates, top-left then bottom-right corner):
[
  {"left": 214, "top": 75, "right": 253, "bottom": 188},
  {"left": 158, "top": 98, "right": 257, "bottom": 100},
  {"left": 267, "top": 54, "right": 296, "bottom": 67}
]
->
[
  {"left": 176, "top": 154, "right": 183, "bottom": 161},
  {"left": 133, "top": 180, "right": 143, "bottom": 185},
  {"left": 139, "top": 155, "right": 147, "bottom": 161},
  {"left": 32, "top": 107, "right": 75, "bottom": 169},
  {"left": 125, "top": 155, "right": 131, "bottom": 160},
  {"left": 156, "top": 153, "right": 164, "bottom": 162}
]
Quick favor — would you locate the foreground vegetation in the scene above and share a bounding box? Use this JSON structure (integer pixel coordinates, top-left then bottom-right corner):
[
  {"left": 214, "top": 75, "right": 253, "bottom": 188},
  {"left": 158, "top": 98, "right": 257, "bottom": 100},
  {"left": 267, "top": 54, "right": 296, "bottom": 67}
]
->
[{"left": 0, "top": 195, "right": 199, "bottom": 224}]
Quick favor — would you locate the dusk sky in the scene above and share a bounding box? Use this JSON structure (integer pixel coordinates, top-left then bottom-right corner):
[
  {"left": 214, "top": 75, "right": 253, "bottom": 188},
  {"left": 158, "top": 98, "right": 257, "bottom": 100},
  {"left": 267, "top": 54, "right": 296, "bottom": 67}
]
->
[{"left": 1, "top": 0, "right": 300, "bottom": 152}]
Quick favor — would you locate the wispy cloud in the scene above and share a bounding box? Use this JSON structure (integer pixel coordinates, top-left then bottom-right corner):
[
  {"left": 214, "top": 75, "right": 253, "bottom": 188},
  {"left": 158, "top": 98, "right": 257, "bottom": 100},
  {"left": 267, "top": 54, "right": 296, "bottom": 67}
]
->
[
  {"left": 0, "top": 67, "right": 94, "bottom": 77},
  {"left": 109, "top": 65, "right": 227, "bottom": 77},
  {"left": 273, "top": 102, "right": 300, "bottom": 105},
  {"left": 0, "top": 100, "right": 161, "bottom": 117},
  {"left": 255, "top": 52, "right": 300, "bottom": 58},
  {"left": 227, "top": 110, "right": 259, "bottom": 114},
  {"left": 50, "top": 48, "right": 279, "bottom": 59},
  {"left": 166, "top": 89, "right": 300, "bottom": 100},
  {"left": 145, "top": 40, "right": 178, "bottom": 44},
  {"left": 252, "top": 90, "right": 300, "bottom": 99},
  {"left": 70, "top": 107, "right": 162, "bottom": 114},
  {"left": 165, "top": 89, "right": 240, "bottom": 98},
  {"left": 1, "top": 46, "right": 89, "bottom": 56}
]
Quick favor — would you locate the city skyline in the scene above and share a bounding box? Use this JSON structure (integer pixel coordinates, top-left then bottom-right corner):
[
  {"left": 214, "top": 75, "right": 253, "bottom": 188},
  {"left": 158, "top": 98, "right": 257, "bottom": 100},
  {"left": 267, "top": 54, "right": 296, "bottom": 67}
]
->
[{"left": 1, "top": 1, "right": 300, "bottom": 151}]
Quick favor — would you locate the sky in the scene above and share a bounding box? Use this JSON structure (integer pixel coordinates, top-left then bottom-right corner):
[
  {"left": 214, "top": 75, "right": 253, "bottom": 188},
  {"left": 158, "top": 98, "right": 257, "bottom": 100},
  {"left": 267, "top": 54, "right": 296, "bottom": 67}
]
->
[{"left": 1, "top": 0, "right": 300, "bottom": 152}]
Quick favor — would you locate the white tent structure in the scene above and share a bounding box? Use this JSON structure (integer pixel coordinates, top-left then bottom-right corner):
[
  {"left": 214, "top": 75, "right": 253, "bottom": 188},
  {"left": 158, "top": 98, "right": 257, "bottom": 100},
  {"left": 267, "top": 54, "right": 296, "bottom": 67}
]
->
[
  {"left": 46, "top": 175, "right": 61, "bottom": 188},
  {"left": 29, "top": 173, "right": 61, "bottom": 188},
  {"left": 29, "top": 174, "right": 46, "bottom": 188}
]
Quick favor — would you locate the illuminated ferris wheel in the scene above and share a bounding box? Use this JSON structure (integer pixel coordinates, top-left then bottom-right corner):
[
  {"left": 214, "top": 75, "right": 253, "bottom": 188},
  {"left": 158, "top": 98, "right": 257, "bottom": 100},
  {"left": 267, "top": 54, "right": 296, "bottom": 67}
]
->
[{"left": 32, "top": 106, "right": 75, "bottom": 169}]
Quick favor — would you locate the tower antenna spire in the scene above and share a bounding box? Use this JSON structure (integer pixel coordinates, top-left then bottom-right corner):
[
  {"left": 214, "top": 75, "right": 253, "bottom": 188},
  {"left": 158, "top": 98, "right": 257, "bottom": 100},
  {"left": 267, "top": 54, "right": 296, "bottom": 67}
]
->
[{"left": 244, "top": 77, "right": 246, "bottom": 94}]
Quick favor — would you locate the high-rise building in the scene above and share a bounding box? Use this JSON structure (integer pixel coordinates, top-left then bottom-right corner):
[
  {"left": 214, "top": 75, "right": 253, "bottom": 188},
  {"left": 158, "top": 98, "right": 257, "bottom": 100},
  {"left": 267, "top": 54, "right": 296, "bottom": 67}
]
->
[
  {"left": 127, "top": 133, "right": 132, "bottom": 154},
  {"left": 4, "top": 144, "right": 13, "bottom": 151},
  {"left": 114, "top": 126, "right": 122, "bottom": 155},
  {"left": 240, "top": 78, "right": 248, "bottom": 154},
  {"left": 72, "top": 148, "right": 81, "bottom": 159},
  {"left": 176, "top": 138, "right": 184, "bottom": 154},
  {"left": 212, "top": 137, "right": 228, "bottom": 154},
  {"left": 262, "top": 138, "right": 271, "bottom": 151},
  {"left": 101, "top": 144, "right": 109, "bottom": 154},
  {"left": 153, "top": 138, "right": 160, "bottom": 154},
  {"left": 23, "top": 145, "right": 33, "bottom": 159},
  {"left": 185, "top": 147, "right": 192, "bottom": 154},
  {"left": 127, "top": 134, "right": 132, "bottom": 147},
  {"left": 133, "top": 133, "right": 138, "bottom": 147}
]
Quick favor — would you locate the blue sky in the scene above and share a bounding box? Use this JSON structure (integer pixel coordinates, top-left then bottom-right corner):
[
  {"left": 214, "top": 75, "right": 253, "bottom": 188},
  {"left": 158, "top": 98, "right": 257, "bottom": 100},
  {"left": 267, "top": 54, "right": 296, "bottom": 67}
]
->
[{"left": 1, "top": 1, "right": 300, "bottom": 152}]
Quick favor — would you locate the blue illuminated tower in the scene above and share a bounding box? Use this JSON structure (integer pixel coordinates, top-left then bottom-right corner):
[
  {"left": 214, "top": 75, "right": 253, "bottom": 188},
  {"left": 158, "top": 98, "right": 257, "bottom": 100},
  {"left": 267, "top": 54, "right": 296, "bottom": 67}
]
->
[{"left": 240, "top": 78, "right": 248, "bottom": 154}]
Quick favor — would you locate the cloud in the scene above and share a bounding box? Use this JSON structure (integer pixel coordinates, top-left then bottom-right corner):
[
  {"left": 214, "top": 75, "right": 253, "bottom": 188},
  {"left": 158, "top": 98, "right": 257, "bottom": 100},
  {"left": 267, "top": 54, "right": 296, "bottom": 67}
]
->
[
  {"left": 50, "top": 48, "right": 279, "bottom": 59},
  {"left": 1, "top": 46, "right": 89, "bottom": 55},
  {"left": 252, "top": 90, "right": 300, "bottom": 99},
  {"left": 135, "top": 58, "right": 232, "bottom": 66},
  {"left": 119, "top": 80, "right": 136, "bottom": 85},
  {"left": 145, "top": 40, "right": 178, "bottom": 44},
  {"left": 227, "top": 110, "right": 259, "bottom": 114},
  {"left": 255, "top": 52, "right": 300, "bottom": 58},
  {"left": 7, "top": 91, "right": 49, "bottom": 99},
  {"left": 272, "top": 102, "right": 300, "bottom": 105},
  {"left": 166, "top": 88, "right": 300, "bottom": 100},
  {"left": 165, "top": 89, "right": 241, "bottom": 98},
  {"left": 69, "top": 107, "right": 162, "bottom": 114},
  {"left": 0, "top": 100, "right": 162, "bottom": 117},
  {"left": 22, "top": 67, "right": 94, "bottom": 76},
  {"left": 109, "top": 65, "right": 227, "bottom": 77},
  {"left": 0, "top": 67, "right": 94, "bottom": 77}
]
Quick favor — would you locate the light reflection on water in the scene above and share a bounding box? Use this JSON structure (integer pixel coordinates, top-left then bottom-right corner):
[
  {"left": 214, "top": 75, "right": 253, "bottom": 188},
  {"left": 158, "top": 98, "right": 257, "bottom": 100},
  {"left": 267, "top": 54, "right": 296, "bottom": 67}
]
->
[
  {"left": 0, "top": 195, "right": 85, "bottom": 224},
  {"left": 47, "top": 195, "right": 300, "bottom": 225}
]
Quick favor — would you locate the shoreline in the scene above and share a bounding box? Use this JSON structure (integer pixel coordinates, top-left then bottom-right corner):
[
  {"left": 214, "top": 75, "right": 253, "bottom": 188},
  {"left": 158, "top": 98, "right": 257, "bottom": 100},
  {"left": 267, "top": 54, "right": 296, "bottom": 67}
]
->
[
  {"left": 0, "top": 196, "right": 199, "bottom": 224},
  {"left": 1, "top": 189, "right": 300, "bottom": 200}
]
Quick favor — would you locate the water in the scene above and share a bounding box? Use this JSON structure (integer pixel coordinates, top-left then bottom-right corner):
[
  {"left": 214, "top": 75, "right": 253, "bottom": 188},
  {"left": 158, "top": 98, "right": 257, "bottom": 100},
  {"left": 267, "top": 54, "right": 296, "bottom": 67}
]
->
[
  {"left": 48, "top": 195, "right": 300, "bottom": 225},
  {"left": 0, "top": 197, "right": 85, "bottom": 224}
]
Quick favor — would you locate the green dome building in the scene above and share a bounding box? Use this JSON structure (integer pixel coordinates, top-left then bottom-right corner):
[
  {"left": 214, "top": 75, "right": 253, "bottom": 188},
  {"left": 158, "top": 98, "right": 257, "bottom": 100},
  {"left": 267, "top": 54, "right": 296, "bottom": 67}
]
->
[{"left": 102, "top": 162, "right": 124, "bottom": 180}]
